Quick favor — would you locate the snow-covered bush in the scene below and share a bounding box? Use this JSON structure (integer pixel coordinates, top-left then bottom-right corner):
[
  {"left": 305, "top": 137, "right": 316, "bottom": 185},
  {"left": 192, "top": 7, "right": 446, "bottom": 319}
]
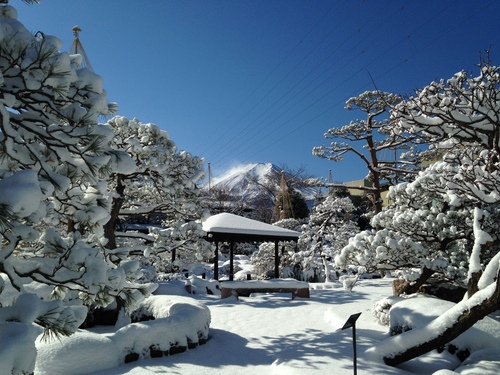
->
[
  {"left": 371, "top": 295, "right": 405, "bottom": 326},
  {"left": 251, "top": 242, "right": 294, "bottom": 280},
  {"left": 35, "top": 295, "right": 211, "bottom": 374},
  {"left": 291, "top": 195, "right": 361, "bottom": 282},
  {"left": 186, "top": 275, "right": 220, "bottom": 295}
]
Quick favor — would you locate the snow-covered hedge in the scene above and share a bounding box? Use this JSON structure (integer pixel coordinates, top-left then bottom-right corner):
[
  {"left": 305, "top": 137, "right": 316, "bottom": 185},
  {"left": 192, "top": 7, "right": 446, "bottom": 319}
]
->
[{"left": 35, "top": 296, "right": 211, "bottom": 374}]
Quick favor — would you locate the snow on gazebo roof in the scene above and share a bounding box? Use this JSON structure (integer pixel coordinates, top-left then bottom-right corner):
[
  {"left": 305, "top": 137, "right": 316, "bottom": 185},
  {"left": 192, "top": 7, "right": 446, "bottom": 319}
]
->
[{"left": 202, "top": 213, "right": 300, "bottom": 243}]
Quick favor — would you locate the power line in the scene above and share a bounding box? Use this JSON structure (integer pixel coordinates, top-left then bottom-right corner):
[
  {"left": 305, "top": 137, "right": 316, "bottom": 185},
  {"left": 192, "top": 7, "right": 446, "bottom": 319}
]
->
[
  {"left": 207, "top": 1, "right": 496, "bottom": 176},
  {"left": 239, "top": 1, "right": 467, "bottom": 163},
  {"left": 207, "top": 0, "right": 408, "bottom": 168},
  {"left": 199, "top": 2, "right": 337, "bottom": 157}
]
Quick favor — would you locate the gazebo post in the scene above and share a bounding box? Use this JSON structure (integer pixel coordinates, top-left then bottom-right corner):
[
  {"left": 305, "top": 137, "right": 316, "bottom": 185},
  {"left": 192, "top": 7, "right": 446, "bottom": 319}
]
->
[
  {"left": 274, "top": 240, "right": 279, "bottom": 278},
  {"left": 214, "top": 242, "right": 219, "bottom": 281},
  {"left": 230, "top": 240, "right": 234, "bottom": 281}
]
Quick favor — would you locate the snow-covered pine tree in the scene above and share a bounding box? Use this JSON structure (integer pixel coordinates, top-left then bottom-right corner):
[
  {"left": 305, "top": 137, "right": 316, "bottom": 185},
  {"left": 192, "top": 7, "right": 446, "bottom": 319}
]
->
[
  {"left": 336, "top": 162, "right": 476, "bottom": 293},
  {"left": 103, "top": 116, "right": 212, "bottom": 274},
  {"left": 373, "top": 58, "right": 500, "bottom": 366},
  {"left": 370, "top": 163, "right": 477, "bottom": 293},
  {"left": 313, "top": 91, "right": 423, "bottom": 213},
  {"left": 290, "top": 195, "right": 359, "bottom": 282},
  {"left": 0, "top": 5, "right": 154, "bottom": 372}
]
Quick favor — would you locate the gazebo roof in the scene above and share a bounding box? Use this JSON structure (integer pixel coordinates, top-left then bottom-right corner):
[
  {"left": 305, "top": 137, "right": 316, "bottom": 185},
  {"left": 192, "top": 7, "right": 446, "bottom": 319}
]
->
[{"left": 202, "top": 213, "right": 300, "bottom": 243}]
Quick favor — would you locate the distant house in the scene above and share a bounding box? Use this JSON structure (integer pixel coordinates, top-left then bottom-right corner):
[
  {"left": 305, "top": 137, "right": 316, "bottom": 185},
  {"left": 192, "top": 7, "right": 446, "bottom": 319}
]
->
[
  {"left": 343, "top": 178, "right": 391, "bottom": 207},
  {"left": 344, "top": 179, "right": 372, "bottom": 196}
]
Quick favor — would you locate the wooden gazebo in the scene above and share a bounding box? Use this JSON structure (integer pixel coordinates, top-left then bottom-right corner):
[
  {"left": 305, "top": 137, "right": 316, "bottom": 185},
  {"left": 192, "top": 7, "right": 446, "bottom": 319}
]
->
[{"left": 202, "top": 213, "right": 300, "bottom": 280}]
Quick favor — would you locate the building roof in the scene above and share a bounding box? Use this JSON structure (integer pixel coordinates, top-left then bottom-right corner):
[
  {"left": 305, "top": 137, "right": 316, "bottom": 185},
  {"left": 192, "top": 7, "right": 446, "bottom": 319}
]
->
[{"left": 202, "top": 213, "right": 300, "bottom": 243}]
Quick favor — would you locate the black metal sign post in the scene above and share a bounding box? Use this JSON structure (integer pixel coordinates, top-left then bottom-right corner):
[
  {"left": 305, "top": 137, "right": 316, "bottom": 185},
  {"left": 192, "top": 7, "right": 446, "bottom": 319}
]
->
[{"left": 341, "top": 312, "right": 362, "bottom": 375}]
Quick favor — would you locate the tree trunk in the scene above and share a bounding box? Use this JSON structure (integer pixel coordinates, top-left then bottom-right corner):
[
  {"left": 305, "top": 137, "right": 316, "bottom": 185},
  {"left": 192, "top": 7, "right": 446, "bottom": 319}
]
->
[
  {"left": 104, "top": 175, "right": 125, "bottom": 249},
  {"left": 366, "top": 122, "right": 383, "bottom": 214},
  {"left": 384, "top": 273, "right": 500, "bottom": 366},
  {"left": 67, "top": 219, "right": 75, "bottom": 233},
  {"left": 372, "top": 174, "right": 383, "bottom": 214},
  {"left": 467, "top": 270, "right": 482, "bottom": 298},
  {"left": 399, "top": 267, "right": 434, "bottom": 295}
]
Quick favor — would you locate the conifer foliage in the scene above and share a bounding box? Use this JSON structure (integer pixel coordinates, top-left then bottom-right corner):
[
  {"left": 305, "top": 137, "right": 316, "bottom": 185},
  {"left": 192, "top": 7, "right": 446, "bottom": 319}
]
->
[
  {"left": 370, "top": 59, "right": 500, "bottom": 365},
  {"left": 0, "top": 5, "right": 157, "bottom": 372}
]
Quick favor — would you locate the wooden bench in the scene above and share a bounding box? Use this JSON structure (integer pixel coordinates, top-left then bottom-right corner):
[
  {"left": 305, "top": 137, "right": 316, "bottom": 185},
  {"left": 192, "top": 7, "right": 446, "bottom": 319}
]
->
[{"left": 220, "top": 279, "right": 310, "bottom": 300}]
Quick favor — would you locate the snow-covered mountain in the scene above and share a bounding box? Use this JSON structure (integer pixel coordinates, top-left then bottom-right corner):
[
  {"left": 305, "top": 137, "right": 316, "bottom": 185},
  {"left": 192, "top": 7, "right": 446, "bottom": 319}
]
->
[{"left": 207, "top": 162, "right": 319, "bottom": 201}]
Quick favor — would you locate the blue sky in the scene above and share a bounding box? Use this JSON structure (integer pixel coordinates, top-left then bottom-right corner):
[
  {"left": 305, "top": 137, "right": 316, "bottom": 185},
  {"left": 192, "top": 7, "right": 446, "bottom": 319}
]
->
[{"left": 16, "top": 0, "right": 500, "bottom": 183}]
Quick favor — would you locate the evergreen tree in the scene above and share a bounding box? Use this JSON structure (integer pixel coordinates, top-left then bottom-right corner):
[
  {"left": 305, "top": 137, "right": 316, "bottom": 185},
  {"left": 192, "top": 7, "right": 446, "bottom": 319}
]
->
[
  {"left": 313, "top": 91, "right": 423, "bottom": 213},
  {"left": 289, "top": 195, "right": 360, "bottom": 281},
  {"left": 102, "top": 116, "right": 211, "bottom": 275},
  {"left": 0, "top": 5, "right": 154, "bottom": 372},
  {"left": 373, "top": 58, "right": 500, "bottom": 366}
]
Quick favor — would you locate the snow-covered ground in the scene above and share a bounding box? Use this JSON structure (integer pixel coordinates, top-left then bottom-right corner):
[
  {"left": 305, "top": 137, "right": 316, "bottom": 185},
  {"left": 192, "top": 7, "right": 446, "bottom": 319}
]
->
[{"left": 34, "top": 275, "right": 500, "bottom": 375}]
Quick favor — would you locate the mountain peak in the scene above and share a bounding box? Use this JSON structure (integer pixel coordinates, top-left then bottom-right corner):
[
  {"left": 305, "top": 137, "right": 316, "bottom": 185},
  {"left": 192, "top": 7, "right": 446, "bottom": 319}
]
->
[
  {"left": 212, "top": 162, "right": 276, "bottom": 183},
  {"left": 207, "top": 162, "right": 317, "bottom": 201}
]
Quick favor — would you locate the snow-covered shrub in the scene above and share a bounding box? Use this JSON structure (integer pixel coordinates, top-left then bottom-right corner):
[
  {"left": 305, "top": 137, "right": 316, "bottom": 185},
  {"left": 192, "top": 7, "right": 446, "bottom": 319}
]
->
[
  {"left": 339, "top": 274, "right": 360, "bottom": 292},
  {"left": 187, "top": 275, "right": 220, "bottom": 295},
  {"left": 251, "top": 242, "right": 294, "bottom": 280},
  {"left": 293, "top": 195, "right": 360, "bottom": 282},
  {"left": 219, "top": 258, "right": 244, "bottom": 280},
  {"left": 372, "top": 295, "right": 405, "bottom": 326}
]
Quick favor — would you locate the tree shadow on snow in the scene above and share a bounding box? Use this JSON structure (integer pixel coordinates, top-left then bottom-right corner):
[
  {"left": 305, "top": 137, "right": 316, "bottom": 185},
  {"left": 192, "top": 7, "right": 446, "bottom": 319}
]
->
[
  {"left": 256, "top": 326, "right": 400, "bottom": 373},
  {"left": 309, "top": 287, "right": 372, "bottom": 305},
  {"left": 199, "top": 286, "right": 375, "bottom": 310},
  {"left": 92, "top": 329, "right": 273, "bottom": 375},
  {"left": 165, "top": 328, "right": 275, "bottom": 372}
]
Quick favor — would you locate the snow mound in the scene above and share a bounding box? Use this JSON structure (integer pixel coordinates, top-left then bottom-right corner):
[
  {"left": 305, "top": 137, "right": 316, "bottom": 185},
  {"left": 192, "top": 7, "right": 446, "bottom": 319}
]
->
[
  {"left": 35, "top": 295, "right": 211, "bottom": 375},
  {"left": 35, "top": 330, "right": 120, "bottom": 375},
  {"left": 454, "top": 348, "right": 500, "bottom": 374}
]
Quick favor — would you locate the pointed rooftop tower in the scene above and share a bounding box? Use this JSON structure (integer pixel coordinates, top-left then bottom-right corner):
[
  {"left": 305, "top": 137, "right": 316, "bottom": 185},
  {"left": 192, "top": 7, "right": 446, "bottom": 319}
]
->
[
  {"left": 69, "top": 26, "right": 93, "bottom": 72},
  {"left": 272, "top": 170, "right": 294, "bottom": 222},
  {"left": 327, "top": 169, "right": 333, "bottom": 184},
  {"left": 327, "top": 169, "right": 334, "bottom": 193}
]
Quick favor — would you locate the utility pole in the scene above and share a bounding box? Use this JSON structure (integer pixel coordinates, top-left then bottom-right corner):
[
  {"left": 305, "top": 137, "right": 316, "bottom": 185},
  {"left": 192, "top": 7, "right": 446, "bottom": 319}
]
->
[{"left": 207, "top": 162, "right": 212, "bottom": 192}]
